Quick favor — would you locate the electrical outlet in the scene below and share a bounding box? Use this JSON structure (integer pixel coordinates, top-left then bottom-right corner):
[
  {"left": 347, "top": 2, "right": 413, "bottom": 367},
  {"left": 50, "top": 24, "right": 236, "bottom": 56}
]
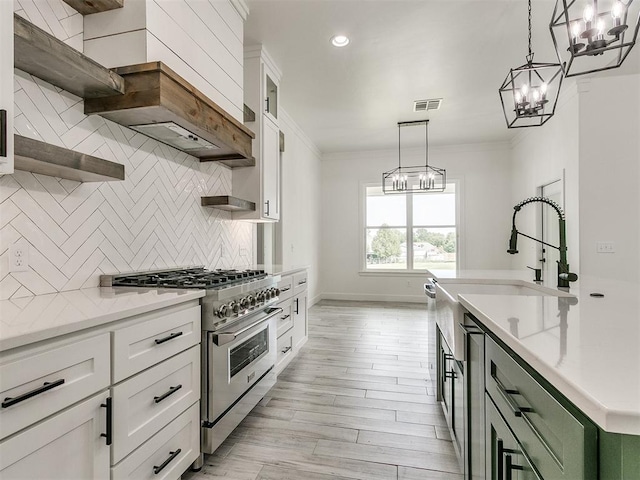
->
[
  {"left": 9, "top": 244, "right": 29, "bottom": 272},
  {"left": 596, "top": 242, "right": 615, "bottom": 253}
]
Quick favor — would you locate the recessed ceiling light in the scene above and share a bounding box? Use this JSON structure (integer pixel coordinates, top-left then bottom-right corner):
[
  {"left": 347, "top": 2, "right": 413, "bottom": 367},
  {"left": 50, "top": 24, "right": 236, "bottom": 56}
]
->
[{"left": 331, "top": 35, "right": 350, "bottom": 47}]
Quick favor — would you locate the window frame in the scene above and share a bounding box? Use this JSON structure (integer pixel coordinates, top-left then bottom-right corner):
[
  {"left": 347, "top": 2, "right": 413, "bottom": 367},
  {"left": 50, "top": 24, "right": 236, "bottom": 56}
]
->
[{"left": 359, "top": 178, "right": 463, "bottom": 274}]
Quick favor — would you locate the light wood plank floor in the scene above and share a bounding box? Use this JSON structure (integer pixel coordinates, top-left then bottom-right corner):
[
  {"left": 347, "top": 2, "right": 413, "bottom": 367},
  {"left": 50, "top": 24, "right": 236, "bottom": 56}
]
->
[{"left": 184, "top": 300, "right": 462, "bottom": 480}]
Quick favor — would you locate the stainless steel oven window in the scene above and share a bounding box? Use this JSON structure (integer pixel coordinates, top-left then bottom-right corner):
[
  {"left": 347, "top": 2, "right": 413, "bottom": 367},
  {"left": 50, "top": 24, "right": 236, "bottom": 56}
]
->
[{"left": 229, "top": 328, "right": 269, "bottom": 378}]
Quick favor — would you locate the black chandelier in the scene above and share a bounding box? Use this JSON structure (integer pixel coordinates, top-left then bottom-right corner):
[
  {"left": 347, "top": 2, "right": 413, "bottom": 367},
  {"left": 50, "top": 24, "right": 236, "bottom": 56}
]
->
[
  {"left": 499, "top": 0, "right": 565, "bottom": 129},
  {"left": 382, "top": 120, "right": 446, "bottom": 195},
  {"left": 550, "top": 0, "right": 639, "bottom": 77}
]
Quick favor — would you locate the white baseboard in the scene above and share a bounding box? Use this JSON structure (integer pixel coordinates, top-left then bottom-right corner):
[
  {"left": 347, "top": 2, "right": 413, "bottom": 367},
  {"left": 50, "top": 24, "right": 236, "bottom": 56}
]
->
[
  {"left": 319, "top": 292, "right": 427, "bottom": 303},
  {"left": 309, "top": 294, "right": 322, "bottom": 307}
]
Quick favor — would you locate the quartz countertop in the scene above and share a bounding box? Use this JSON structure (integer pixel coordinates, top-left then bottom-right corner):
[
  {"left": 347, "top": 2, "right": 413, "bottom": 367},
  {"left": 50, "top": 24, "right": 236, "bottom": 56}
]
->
[
  {"left": 0, "top": 287, "right": 205, "bottom": 352},
  {"left": 428, "top": 269, "right": 640, "bottom": 435}
]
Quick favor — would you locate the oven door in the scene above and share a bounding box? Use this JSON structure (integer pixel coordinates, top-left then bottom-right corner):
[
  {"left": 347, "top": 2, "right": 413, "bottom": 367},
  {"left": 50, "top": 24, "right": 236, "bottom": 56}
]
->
[{"left": 205, "top": 307, "right": 280, "bottom": 422}]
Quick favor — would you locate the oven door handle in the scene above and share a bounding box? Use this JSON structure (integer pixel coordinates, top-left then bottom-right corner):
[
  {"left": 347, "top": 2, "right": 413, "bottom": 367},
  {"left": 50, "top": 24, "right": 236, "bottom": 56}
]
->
[{"left": 213, "top": 307, "right": 283, "bottom": 346}]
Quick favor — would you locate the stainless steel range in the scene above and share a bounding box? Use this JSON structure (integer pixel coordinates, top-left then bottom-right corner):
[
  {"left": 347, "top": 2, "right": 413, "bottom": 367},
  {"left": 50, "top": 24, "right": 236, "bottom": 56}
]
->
[{"left": 101, "top": 267, "right": 282, "bottom": 465}]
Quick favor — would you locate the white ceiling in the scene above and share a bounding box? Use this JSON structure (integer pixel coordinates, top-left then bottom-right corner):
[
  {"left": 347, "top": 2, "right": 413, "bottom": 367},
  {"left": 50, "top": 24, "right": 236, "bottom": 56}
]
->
[{"left": 243, "top": 0, "right": 639, "bottom": 153}]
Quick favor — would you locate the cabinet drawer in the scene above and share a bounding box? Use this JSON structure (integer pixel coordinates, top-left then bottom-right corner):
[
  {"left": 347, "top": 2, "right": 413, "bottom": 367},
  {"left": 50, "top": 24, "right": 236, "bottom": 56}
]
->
[
  {"left": 112, "top": 346, "right": 200, "bottom": 464},
  {"left": 292, "top": 271, "right": 308, "bottom": 295},
  {"left": 0, "top": 391, "right": 109, "bottom": 479},
  {"left": 111, "top": 402, "right": 199, "bottom": 480},
  {"left": 0, "top": 333, "right": 110, "bottom": 440},
  {"left": 485, "top": 336, "right": 595, "bottom": 480},
  {"left": 277, "top": 276, "right": 293, "bottom": 302},
  {"left": 276, "top": 301, "right": 293, "bottom": 338},
  {"left": 277, "top": 333, "right": 293, "bottom": 366},
  {"left": 113, "top": 305, "right": 200, "bottom": 383}
]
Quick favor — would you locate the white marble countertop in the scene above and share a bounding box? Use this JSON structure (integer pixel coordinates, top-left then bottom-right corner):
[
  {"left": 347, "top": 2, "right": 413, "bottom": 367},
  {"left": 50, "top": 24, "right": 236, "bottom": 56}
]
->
[
  {"left": 428, "top": 270, "right": 640, "bottom": 435},
  {"left": 0, "top": 287, "right": 205, "bottom": 352}
]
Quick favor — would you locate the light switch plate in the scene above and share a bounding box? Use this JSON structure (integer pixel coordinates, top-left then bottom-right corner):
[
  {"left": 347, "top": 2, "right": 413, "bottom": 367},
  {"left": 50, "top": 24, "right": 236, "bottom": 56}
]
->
[{"left": 596, "top": 242, "right": 615, "bottom": 253}]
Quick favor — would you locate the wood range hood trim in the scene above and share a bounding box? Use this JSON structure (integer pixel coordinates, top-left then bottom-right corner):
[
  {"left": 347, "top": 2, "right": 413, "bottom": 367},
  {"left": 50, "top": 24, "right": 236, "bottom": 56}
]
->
[{"left": 84, "top": 62, "right": 255, "bottom": 167}]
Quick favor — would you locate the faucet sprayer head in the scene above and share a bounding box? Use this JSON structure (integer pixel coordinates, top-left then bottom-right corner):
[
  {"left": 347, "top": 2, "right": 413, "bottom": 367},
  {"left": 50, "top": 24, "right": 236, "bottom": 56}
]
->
[{"left": 507, "top": 227, "right": 519, "bottom": 254}]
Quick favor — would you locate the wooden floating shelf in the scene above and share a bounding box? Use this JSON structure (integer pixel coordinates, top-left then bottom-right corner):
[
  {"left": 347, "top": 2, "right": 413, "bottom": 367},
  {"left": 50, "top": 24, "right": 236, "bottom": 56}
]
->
[
  {"left": 62, "top": 0, "right": 124, "bottom": 15},
  {"left": 201, "top": 196, "right": 255, "bottom": 212},
  {"left": 200, "top": 155, "right": 255, "bottom": 168},
  {"left": 14, "top": 135, "right": 125, "bottom": 182},
  {"left": 14, "top": 14, "right": 125, "bottom": 99},
  {"left": 85, "top": 62, "right": 255, "bottom": 163}
]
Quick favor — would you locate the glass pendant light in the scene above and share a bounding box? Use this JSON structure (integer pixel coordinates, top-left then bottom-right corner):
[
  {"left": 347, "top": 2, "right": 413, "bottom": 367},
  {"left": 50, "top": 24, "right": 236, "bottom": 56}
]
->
[
  {"left": 499, "top": 0, "right": 565, "bottom": 129},
  {"left": 382, "top": 120, "right": 446, "bottom": 195},
  {"left": 550, "top": 0, "right": 640, "bottom": 77}
]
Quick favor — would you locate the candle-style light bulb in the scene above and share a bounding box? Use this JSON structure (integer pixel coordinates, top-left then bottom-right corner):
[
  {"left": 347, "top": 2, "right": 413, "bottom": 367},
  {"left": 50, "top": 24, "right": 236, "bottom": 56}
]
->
[
  {"left": 532, "top": 89, "right": 541, "bottom": 104},
  {"left": 572, "top": 21, "right": 582, "bottom": 39},
  {"left": 540, "top": 83, "right": 548, "bottom": 95},
  {"left": 515, "top": 91, "right": 523, "bottom": 104},
  {"left": 597, "top": 19, "right": 605, "bottom": 34},
  {"left": 583, "top": 4, "right": 594, "bottom": 23},
  {"left": 611, "top": 1, "right": 623, "bottom": 19}
]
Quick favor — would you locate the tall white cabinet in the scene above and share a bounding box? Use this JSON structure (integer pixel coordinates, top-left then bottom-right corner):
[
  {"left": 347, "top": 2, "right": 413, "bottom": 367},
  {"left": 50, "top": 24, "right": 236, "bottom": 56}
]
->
[
  {"left": 233, "top": 45, "right": 281, "bottom": 221},
  {"left": 0, "top": 2, "right": 14, "bottom": 174}
]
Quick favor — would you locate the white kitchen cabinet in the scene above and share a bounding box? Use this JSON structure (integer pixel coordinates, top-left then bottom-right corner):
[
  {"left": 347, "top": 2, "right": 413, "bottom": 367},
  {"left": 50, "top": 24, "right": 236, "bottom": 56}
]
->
[
  {"left": 233, "top": 45, "right": 282, "bottom": 221},
  {"left": 0, "top": 391, "right": 110, "bottom": 479},
  {"left": 0, "top": 0, "right": 14, "bottom": 174},
  {"left": 274, "top": 268, "right": 308, "bottom": 374},
  {"left": 292, "top": 292, "right": 307, "bottom": 350}
]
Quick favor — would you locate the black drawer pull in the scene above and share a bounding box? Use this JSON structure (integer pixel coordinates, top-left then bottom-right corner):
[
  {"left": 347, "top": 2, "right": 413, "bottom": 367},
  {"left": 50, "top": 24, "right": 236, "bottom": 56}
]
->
[
  {"left": 281, "top": 286, "right": 291, "bottom": 292},
  {"left": 298, "top": 279, "right": 307, "bottom": 285},
  {"left": 444, "top": 371, "right": 456, "bottom": 379},
  {"left": 2, "top": 379, "right": 65, "bottom": 408},
  {"left": 100, "top": 397, "right": 112, "bottom": 445},
  {"left": 153, "top": 448, "right": 181, "bottom": 474},
  {"left": 504, "top": 454, "right": 524, "bottom": 480},
  {"left": 280, "top": 314, "right": 291, "bottom": 320},
  {"left": 155, "top": 331, "right": 183, "bottom": 345},
  {"left": 490, "top": 361, "right": 533, "bottom": 417},
  {"left": 1, "top": 110, "right": 7, "bottom": 157},
  {"left": 154, "top": 384, "right": 182, "bottom": 404},
  {"left": 281, "top": 346, "right": 292, "bottom": 354}
]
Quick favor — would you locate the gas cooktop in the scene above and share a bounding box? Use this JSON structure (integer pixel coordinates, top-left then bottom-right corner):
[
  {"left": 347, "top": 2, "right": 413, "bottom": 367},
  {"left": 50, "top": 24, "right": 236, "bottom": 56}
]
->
[{"left": 100, "top": 267, "right": 267, "bottom": 289}]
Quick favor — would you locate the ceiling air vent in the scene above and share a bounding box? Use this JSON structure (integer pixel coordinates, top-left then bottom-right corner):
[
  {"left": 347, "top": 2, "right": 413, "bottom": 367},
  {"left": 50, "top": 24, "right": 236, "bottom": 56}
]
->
[{"left": 413, "top": 98, "right": 442, "bottom": 112}]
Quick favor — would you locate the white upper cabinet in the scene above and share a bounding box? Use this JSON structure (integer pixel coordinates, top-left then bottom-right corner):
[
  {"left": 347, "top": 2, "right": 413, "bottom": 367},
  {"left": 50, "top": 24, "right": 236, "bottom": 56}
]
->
[
  {"left": 233, "top": 45, "right": 282, "bottom": 222},
  {"left": 0, "top": 1, "right": 14, "bottom": 175}
]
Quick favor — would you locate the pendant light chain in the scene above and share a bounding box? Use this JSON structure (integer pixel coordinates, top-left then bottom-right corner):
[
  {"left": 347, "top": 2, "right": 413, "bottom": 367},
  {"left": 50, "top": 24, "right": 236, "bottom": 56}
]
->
[{"left": 527, "top": 0, "right": 534, "bottom": 63}]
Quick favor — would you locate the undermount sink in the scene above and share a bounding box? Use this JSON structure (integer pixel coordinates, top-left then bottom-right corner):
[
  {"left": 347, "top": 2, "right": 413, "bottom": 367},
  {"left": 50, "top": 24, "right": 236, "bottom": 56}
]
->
[{"left": 434, "top": 281, "right": 575, "bottom": 360}]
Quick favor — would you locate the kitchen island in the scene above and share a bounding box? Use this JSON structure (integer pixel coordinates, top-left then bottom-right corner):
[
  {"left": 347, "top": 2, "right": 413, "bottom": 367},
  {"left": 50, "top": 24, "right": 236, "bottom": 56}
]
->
[{"left": 428, "top": 270, "right": 640, "bottom": 479}]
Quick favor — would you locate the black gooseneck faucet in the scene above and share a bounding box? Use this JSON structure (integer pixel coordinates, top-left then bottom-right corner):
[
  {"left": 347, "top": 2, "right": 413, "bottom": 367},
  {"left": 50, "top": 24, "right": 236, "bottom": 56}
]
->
[{"left": 507, "top": 196, "right": 578, "bottom": 289}]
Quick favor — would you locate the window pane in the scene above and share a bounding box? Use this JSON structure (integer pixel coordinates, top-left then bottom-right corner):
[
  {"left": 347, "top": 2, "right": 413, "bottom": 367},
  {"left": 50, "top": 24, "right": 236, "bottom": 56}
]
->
[
  {"left": 413, "top": 187, "right": 456, "bottom": 226},
  {"left": 366, "top": 228, "right": 407, "bottom": 269},
  {"left": 412, "top": 227, "right": 456, "bottom": 270},
  {"left": 366, "top": 186, "right": 406, "bottom": 227}
]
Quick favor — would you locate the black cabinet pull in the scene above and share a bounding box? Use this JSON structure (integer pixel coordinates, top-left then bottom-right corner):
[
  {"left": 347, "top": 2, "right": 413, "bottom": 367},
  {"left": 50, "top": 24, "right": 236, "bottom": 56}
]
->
[
  {"left": 294, "top": 298, "right": 299, "bottom": 314},
  {"left": 298, "top": 279, "right": 307, "bottom": 285},
  {"left": 154, "top": 331, "right": 183, "bottom": 345},
  {"left": 154, "top": 384, "right": 182, "bottom": 404},
  {"left": 280, "top": 314, "right": 290, "bottom": 320},
  {"left": 490, "top": 361, "right": 533, "bottom": 417},
  {"left": 100, "top": 397, "right": 112, "bottom": 445},
  {"left": 2, "top": 379, "right": 65, "bottom": 408},
  {"left": 281, "top": 346, "right": 292, "bottom": 354},
  {"left": 497, "top": 439, "right": 504, "bottom": 480},
  {"left": 281, "top": 286, "right": 291, "bottom": 292},
  {"left": 0, "top": 110, "right": 6, "bottom": 157},
  {"left": 153, "top": 448, "right": 181, "bottom": 474},
  {"left": 265, "top": 200, "right": 270, "bottom": 216}
]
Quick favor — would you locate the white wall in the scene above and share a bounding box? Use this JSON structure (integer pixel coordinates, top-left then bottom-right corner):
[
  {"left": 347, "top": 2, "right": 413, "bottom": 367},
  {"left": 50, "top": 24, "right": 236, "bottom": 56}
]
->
[
  {"left": 84, "top": 0, "right": 247, "bottom": 122},
  {"left": 320, "top": 143, "right": 513, "bottom": 302},
  {"left": 578, "top": 73, "right": 640, "bottom": 283},
  {"left": 509, "top": 83, "right": 580, "bottom": 273},
  {"left": 277, "top": 109, "right": 322, "bottom": 305}
]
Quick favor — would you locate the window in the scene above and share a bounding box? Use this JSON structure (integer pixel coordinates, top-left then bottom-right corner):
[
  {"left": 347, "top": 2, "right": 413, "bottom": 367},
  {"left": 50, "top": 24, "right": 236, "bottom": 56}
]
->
[{"left": 364, "top": 183, "right": 458, "bottom": 271}]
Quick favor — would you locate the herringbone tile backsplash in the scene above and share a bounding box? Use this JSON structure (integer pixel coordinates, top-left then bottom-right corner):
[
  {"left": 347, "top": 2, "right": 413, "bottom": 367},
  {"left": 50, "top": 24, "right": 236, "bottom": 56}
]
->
[{"left": 1, "top": 3, "right": 254, "bottom": 300}]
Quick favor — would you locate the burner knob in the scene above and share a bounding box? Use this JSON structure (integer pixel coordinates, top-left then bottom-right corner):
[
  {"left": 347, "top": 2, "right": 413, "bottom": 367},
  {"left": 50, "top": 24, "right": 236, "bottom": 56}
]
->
[
  {"left": 240, "top": 297, "right": 250, "bottom": 309},
  {"left": 216, "top": 304, "right": 230, "bottom": 318},
  {"left": 231, "top": 301, "right": 240, "bottom": 314},
  {"left": 265, "top": 289, "right": 273, "bottom": 300},
  {"left": 274, "top": 288, "right": 281, "bottom": 297},
  {"left": 248, "top": 295, "right": 256, "bottom": 307}
]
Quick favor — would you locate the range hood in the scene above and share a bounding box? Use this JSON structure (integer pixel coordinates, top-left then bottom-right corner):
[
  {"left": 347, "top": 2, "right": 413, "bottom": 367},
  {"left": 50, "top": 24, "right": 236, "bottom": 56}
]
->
[{"left": 85, "top": 62, "right": 255, "bottom": 167}]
